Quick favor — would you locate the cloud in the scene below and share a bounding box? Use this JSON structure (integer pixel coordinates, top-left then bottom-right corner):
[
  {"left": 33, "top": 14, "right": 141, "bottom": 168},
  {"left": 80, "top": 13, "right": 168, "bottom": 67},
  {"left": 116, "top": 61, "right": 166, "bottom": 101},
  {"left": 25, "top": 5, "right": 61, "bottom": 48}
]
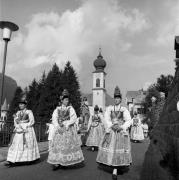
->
[
  {"left": 124, "top": 54, "right": 168, "bottom": 68},
  {"left": 150, "top": 0, "right": 179, "bottom": 47},
  {"left": 5, "top": 0, "right": 149, "bottom": 87}
]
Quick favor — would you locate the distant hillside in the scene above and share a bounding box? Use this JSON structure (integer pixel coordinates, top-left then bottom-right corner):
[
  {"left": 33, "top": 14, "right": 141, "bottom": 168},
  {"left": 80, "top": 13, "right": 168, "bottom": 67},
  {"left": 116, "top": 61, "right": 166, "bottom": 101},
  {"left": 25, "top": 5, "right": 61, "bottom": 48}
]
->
[{"left": 0, "top": 74, "right": 17, "bottom": 105}]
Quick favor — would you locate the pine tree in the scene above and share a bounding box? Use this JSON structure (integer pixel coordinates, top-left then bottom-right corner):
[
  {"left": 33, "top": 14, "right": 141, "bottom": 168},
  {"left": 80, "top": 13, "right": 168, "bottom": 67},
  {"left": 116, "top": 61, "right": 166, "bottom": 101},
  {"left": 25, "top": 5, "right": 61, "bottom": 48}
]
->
[
  {"left": 8, "top": 86, "right": 23, "bottom": 121},
  {"left": 63, "top": 61, "right": 82, "bottom": 116},
  {"left": 37, "top": 64, "right": 63, "bottom": 122},
  {"left": 155, "top": 74, "right": 174, "bottom": 97},
  {"left": 26, "top": 79, "right": 39, "bottom": 111}
]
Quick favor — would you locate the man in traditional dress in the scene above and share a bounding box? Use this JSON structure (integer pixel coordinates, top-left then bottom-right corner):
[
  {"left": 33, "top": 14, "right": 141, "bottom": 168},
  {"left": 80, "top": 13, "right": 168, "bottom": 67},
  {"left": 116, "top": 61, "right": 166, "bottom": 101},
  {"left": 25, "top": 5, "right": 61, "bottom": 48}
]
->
[
  {"left": 47, "top": 89, "right": 84, "bottom": 170},
  {"left": 96, "top": 86, "right": 132, "bottom": 180},
  {"left": 5, "top": 96, "right": 40, "bottom": 167}
]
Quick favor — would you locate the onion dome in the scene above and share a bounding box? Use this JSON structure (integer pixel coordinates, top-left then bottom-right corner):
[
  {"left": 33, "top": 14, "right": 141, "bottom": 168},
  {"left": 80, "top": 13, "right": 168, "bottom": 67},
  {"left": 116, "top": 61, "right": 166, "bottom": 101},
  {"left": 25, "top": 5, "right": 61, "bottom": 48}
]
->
[{"left": 94, "top": 48, "right": 106, "bottom": 71}]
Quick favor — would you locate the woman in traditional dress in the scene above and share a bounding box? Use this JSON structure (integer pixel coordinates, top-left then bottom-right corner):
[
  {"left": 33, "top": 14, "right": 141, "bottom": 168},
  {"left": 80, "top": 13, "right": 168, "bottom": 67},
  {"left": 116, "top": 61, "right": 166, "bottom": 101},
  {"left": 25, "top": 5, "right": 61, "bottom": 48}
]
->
[
  {"left": 47, "top": 89, "right": 84, "bottom": 170},
  {"left": 5, "top": 96, "right": 40, "bottom": 167},
  {"left": 79, "top": 97, "right": 90, "bottom": 146},
  {"left": 96, "top": 86, "right": 132, "bottom": 180},
  {"left": 130, "top": 112, "right": 144, "bottom": 142},
  {"left": 86, "top": 105, "right": 104, "bottom": 151}
]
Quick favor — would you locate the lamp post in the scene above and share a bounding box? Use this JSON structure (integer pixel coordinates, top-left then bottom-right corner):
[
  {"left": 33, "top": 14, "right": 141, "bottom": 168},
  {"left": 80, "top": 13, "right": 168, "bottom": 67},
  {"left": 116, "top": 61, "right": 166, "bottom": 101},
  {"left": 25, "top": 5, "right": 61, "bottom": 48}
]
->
[{"left": 0, "top": 21, "right": 19, "bottom": 119}]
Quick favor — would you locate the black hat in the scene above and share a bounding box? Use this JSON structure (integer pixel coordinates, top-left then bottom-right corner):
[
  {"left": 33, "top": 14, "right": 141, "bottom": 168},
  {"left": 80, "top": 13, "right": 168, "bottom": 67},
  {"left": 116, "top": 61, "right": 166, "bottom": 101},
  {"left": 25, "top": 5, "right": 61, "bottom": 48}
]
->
[
  {"left": 83, "top": 97, "right": 87, "bottom": 101},
  {"left": 114, "top": 86, "right": 122, "bottom": 98},
  {"left": 99, "top": 108, "right": 103, "bottom": 113},
  {"left": 61, "top": 89, "right": 69, "bottom": 99},
  {"left": 19, "top": 95, "right": 27, "bottom": 105},
  {"left": 134, "top": 112, "right": 138, "bottom": 116},
  {"left": 94, "top": 105, "right": 99, "bottom": 111}
]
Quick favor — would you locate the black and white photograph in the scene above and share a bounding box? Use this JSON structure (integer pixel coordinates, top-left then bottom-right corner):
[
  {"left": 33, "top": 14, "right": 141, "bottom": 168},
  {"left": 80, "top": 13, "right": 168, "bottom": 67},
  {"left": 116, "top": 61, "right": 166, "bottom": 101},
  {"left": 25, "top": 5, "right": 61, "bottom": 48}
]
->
[{"left": 0, "top": 0, "right": 179, "bottom": 180}]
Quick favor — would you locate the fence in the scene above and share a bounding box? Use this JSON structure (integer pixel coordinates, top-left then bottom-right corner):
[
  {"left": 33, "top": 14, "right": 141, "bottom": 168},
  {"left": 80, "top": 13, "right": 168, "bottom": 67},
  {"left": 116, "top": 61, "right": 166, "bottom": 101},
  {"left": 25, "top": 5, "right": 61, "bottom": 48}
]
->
[{"left": 0, "top": 121, "right": 48, "bottom": 147}]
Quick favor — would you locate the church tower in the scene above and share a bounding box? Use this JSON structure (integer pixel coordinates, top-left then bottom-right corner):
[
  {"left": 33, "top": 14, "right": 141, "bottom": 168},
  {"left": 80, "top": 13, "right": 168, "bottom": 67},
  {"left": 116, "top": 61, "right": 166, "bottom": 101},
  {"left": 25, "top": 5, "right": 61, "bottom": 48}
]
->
[{"left": 92, "top": 49, "right": 106, "bottom": 110}]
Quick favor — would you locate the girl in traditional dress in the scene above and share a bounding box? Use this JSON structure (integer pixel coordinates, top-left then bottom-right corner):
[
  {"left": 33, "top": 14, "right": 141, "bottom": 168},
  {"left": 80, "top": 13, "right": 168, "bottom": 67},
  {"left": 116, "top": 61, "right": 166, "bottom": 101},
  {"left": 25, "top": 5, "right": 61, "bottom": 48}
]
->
[
  {"left": 96, "top": 86, "right": 132, "bottom": 180},
  {"left": 46, "top": 119, "right": 55, "bottom": 150},
  {"left": 5, "top": 96, "right": 40, "bottom": 167},
  {"left": 86, "top": 105, "right": 104, "bottom": 151},
  {"left": 47, "top": 89, "right": 84, "bottom": 170},
  {"left": 142, "top": 122, "right": 149, "bottom": 138},
  {"left": 130, "top": 112, "right": 144, "bottom": 142}
]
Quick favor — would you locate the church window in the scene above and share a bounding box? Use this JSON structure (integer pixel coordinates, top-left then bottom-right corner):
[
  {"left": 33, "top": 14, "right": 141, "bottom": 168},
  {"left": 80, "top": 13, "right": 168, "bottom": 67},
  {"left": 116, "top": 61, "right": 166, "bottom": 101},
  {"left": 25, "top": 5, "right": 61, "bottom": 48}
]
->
[{"left": 96, "top": 78, "right": 100, "bottom": 87}]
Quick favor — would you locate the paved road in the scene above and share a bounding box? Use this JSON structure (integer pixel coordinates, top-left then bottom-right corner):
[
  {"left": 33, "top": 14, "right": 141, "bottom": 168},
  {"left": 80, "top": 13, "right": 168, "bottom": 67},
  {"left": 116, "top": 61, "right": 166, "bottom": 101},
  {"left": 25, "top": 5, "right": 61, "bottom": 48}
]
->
[{"left": 0, "top": 139, "right": 149, "bottom": 180}]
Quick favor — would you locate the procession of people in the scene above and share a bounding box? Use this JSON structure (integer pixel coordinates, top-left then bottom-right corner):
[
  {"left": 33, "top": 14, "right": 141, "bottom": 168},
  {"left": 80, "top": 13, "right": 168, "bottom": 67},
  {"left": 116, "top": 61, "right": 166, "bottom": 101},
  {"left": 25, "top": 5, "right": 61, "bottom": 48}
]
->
[{"left": 3, "top": 87, "right": 149, "bottom": 179}]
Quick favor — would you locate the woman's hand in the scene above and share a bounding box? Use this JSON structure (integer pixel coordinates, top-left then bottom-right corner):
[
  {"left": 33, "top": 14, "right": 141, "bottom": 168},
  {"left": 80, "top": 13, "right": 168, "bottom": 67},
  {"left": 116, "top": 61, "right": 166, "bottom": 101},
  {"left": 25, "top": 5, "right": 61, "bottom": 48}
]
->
[
  {"left": 65, "top": 124, "right": 69, "bottom": 131},
  {"left": 111, "top": 124, "right": 119, "bottom": 131},
  {"left": 111, "top": 124, "right": 123, "bottom": 132}
]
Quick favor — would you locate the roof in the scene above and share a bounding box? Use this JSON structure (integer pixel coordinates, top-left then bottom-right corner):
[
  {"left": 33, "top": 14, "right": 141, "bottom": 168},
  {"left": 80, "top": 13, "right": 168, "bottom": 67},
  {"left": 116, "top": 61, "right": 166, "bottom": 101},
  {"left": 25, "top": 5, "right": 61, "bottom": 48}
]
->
[
  {"left": 82, "top": 93, "right": 114, "bottom": 106},
  {"left": 82, "top": 93, "right": 127, "bottom": 107},
  {"left": 126, "top": 90, "right": 146, "bottom": 104}
]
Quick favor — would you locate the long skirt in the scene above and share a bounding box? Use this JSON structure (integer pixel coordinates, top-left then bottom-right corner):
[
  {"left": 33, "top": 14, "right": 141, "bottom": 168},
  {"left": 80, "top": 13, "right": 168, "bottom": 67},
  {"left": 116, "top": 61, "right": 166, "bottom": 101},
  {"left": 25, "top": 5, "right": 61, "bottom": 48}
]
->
[
  {"left": 130, "top": 125, "right": 144, "bottom": 141},
  {"left": 47, "top": 125, "right": 84, "bottom": 166},
  {"left": 96, "top": 130, "right": 132, "bottom": 166},
  {"left": 86, "top": 123, "right": 104, "bottom": 147},
  {"left": 7, "top": 126, "right": 40, "bottom": 163}
]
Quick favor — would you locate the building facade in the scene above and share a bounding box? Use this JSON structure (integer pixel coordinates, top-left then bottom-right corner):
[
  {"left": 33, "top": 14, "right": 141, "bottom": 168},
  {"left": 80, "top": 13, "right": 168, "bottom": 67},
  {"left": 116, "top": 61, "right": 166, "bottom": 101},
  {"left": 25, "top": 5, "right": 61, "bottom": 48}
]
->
[{"left": 126, "top": 89, "right": 146, "bottom": 116}]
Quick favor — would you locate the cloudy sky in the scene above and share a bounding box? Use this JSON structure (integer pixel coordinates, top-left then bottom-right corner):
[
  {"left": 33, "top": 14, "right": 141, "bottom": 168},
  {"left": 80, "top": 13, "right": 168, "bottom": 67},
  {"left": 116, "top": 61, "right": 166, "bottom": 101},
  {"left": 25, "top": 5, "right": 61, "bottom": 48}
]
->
[{"left": 0, "top": 0, "right": 178, "bottom": 96}]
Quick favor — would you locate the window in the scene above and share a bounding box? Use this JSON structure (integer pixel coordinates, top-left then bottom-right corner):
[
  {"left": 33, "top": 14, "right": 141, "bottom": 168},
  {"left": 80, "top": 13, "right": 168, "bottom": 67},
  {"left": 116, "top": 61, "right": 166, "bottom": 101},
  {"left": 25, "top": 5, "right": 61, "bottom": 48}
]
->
[{"left": 96, "top": 78, "right": 100, "bottom": 87}]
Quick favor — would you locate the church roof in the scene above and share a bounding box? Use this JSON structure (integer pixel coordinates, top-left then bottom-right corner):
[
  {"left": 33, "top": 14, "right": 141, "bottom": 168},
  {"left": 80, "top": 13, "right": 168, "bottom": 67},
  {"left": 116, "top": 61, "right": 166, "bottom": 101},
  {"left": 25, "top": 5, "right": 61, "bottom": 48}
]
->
[
  {"left": 82, "top": 93, "right": 114, "bottom": 106},
  {"left": 82, "top": 93, "right": 128, "bottom": 108}
]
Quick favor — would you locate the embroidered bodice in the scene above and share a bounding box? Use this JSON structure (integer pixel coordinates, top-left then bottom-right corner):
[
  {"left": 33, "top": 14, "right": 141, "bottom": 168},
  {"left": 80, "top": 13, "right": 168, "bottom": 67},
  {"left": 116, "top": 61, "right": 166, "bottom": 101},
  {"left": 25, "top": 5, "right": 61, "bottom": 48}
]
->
[
  {"left": 16, "top": 109, "right": 29, "bottom": 122},
  {"left": 110, "top": 106, "right": 124, "bottom": 125},
  {"left": 81, "top": 104, "right": 90, "bottom": 117},
  {"left": 92, "top": 114, "right": 101, "bottom": 122},
  {"left": 57, "top": 106, "right": 70, "bottom": 124},
  {"left": 133, "top": 117, "right": 139, "bottom": 126}
]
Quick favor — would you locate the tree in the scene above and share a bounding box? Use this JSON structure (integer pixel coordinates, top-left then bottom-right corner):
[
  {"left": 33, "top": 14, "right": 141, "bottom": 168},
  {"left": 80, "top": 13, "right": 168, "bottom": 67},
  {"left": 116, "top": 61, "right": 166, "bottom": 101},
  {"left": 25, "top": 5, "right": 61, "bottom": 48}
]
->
[
  {"left": 37, "top": 64, "right": 63, "bottom": 122},
  {"left": 155, "top": 74, "right": 174, "bottom": 97},
  {"left": 26, "top": 79, "right": 39, "bottom": 111},
  {"left": 144, "top": 74, "right": 174, "bottom": 109},
  {"left": 8, "top": 86, "right": 23, "bottom": 121},
  {"left": 63, "top": 61, "right": 82, "bottom": 116},
  {"left": 144, "top": 85, "right": 160, "bottom": 109}
]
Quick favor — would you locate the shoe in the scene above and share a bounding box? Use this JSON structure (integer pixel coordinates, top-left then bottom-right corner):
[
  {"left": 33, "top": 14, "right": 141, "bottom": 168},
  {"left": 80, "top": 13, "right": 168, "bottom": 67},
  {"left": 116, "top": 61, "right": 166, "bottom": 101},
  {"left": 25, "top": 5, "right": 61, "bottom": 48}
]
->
[
  {"left": 52, "top": 165, "right": 59, "bottom": 171},
  {"left": 112, "top": 174, "right": 117, "bottom": 180},
  {"left": 4, "top": 161, "right": 15, "bottom": 167}
]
